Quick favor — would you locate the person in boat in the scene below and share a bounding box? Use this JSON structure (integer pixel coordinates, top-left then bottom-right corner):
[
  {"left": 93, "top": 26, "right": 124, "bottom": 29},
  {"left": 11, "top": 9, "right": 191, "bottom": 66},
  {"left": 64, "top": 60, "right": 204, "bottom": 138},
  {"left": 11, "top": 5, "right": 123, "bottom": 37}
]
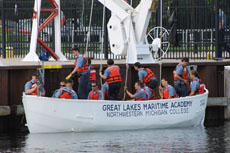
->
[
  {"left": 125, "top": 81, "right": 148, "bottom": 101},
  {"left": 87, "top": 58, "right": 96, "bottom": 93},
  {"left": 189, "top": 70, "right": 205, "bottom": 96},
  {"left": 144, "top": 86, "right": 155, "bottom": 100},
  {"left": 159, "top": 78, "right": 177, "bottom": 99},
  {"left": 54, "top": 79, "right": 78, "bottom": 99},
  {"left": 88, "top": 82, "right": 103, "bottom": 100},
  {"left": 99, "top": 59, "right": 122, "bottom": 100},
  {"left": 102, "top": 82, "right": 109, "bottom": 99},
  {"left": 134, "top": 62, "right": 158, "bottom": 90},
  {"left": 65, "top": 47, "right": 89, "bottom": 99},
  {"left": 52, "top": 81, "right": 66, "bottom": 97},
  {"left": 25, "top": 73, "right": 45, "bottom": 96},
  {"left": 173, "top": 57, "right": 189, "bottom": 97}
]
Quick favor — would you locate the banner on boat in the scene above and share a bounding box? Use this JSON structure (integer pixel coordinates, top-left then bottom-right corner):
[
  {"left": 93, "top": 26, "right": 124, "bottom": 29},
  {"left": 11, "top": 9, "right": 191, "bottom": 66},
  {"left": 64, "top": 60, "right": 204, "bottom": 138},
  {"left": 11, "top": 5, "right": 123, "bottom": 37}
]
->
[{"left": 102, "top": 100, "right": 196, "bottom": 118}]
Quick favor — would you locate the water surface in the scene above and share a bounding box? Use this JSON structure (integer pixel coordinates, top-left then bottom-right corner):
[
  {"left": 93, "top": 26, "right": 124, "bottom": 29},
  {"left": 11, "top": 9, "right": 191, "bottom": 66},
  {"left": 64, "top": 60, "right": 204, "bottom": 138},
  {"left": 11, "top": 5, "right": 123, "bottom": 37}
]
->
[{"left": 1, "top": 122, "right": 230, "bottom": 153}]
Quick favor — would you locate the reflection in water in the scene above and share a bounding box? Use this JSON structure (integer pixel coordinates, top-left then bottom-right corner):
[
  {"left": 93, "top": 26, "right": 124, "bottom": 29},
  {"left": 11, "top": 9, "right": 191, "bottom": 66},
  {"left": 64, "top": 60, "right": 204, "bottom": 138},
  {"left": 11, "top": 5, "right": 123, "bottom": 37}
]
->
[
  {"left": 1, "top": 123, "right": 230, "bottom": 153},
  {"left": 23, "top": 126, "right": 207, "bottom": 153},
  {"left": 0, "top": 133, "right": 26, "bottom": 152},
  {"left": 206, "top": 122, "right": 230, "bottom": 153}
]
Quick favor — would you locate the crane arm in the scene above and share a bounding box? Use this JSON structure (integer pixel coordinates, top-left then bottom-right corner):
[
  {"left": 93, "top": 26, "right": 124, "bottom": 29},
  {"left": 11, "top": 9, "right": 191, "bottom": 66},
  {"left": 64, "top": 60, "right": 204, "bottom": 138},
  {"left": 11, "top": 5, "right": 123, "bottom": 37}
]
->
[
  {"left": 96, "top": 0, "right": 157, "bottom": 63},
  {"left": 134, "top": 0, "right": 157, "bottom": 43},
  {"left": 97, "top": 0, "right": 133, "bottom": 21}
]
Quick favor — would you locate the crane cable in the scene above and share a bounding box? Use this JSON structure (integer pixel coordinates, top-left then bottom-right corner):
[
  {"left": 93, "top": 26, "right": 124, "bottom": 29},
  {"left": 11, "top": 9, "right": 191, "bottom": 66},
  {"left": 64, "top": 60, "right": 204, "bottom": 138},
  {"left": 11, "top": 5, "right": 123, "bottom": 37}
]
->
[
  {"left": 85, "top": 0, "right": 94, "bottom": 57},
  {"left": 122, "top": 0, "right": 133, "bottom": 101},
  {"left": 87, "top": 0, "right": 105, "bottom": 98},
  {"left": 99, "top": 0, "right": 106, "bottom": 98}
]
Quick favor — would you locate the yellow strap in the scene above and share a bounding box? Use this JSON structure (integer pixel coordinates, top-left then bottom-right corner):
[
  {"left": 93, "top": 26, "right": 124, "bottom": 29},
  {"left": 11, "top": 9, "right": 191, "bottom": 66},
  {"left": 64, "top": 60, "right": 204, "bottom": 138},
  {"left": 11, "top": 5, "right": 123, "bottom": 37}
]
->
[{"left": 41, "top": 65, "right": 62, "bottom": 69}]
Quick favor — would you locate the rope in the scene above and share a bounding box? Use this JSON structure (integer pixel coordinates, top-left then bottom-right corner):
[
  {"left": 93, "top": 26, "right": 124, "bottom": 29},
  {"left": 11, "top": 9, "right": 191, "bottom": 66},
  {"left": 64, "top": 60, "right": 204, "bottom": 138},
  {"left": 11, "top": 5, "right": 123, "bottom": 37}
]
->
[
  {"left": 80, "top": 0, "right": 85, "bottom": 30},
  {"left": 122, "top": 63, "right": 129, "bottom": 100},
  {"left": 100, "top": 0, "right": 106, "bottom": 71},
  {"left": 159, "top": 61, "right": 162, "bottom": 81},
  {"left": 159, "top": 29, "right": 164, "bottom": 82},
  {"left": 85, "top": 0, "right": 94, "bottom": 57}
]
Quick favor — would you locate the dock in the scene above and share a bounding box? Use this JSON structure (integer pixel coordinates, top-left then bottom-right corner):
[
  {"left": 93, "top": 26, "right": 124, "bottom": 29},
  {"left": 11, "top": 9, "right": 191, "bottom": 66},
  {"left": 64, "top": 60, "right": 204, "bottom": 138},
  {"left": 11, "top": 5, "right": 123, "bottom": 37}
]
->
[{"left": 0, "top": 58, "right": 229, "bottom": 132}]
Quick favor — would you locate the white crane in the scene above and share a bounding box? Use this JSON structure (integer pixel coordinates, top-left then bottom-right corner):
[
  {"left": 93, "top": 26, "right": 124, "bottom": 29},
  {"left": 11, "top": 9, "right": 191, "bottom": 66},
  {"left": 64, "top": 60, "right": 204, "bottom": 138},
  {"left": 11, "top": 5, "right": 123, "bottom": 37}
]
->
[{"left": 97, "top": 0, "right": 168, "bottom": 63}]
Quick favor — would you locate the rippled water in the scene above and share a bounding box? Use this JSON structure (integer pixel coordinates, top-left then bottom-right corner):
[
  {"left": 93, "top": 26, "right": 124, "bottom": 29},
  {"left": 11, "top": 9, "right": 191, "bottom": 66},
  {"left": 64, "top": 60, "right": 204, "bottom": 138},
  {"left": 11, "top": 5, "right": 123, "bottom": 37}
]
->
[{"left": 1, "top": 122, "right": 230, "bottom": 153}]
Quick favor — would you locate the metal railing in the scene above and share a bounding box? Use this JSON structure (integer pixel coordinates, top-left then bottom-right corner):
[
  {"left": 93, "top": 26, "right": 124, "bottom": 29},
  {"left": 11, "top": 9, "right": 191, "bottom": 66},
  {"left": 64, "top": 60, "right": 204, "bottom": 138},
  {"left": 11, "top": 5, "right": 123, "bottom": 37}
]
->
[{"left": 0, "top": 0, "right": 229, "bottom": 60}]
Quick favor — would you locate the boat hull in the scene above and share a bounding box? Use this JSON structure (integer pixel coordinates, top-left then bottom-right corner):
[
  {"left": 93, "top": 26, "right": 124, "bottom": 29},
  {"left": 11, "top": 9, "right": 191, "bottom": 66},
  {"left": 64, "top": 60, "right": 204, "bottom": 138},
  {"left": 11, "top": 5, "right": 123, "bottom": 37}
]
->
[{"left": 22, "top": 90, "right": 208, "bottom": 133}]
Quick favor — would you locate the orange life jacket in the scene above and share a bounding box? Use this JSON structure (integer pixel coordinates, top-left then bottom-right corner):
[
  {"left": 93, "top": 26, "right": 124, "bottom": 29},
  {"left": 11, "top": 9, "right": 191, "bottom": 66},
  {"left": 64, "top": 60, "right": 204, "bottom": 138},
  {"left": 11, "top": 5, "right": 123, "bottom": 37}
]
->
[
  {"left": 74, "top": 55, "right": 89, "bottom": 73},
  {"left": 135, "top": 89, "right": 148, "bottom": 101},
  {"left": 89, "top": 66, "right": 96, "bottom": 81},
  {"left": 162, "top": 85, "right": 177, "bottom": 99},
  {"left": 198, "top": 83, "right": 205, "bottom": 94},
  {"left": 143, "top": 68, "right": 156, "bottom": 84},
  {"left": 89, "top": 90, "right": 102, "bottom": 100},
  {"left": 59, "top": 88, "right": 74, "bottom": 99},
  {"left": 190, "top": 79, "right": 205, "bottom": 95},
  {"left": 173, "top": 64, "right": 188, "bottom": 81},
  {"left": 144, "top": 87, "right": 155, "bottom": 100},
  {"left": 106, "top": 65, "right": 122, "bottom": 84},
  {"left": 30, "top": 82, "right": 38, "bottom": 95}
]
